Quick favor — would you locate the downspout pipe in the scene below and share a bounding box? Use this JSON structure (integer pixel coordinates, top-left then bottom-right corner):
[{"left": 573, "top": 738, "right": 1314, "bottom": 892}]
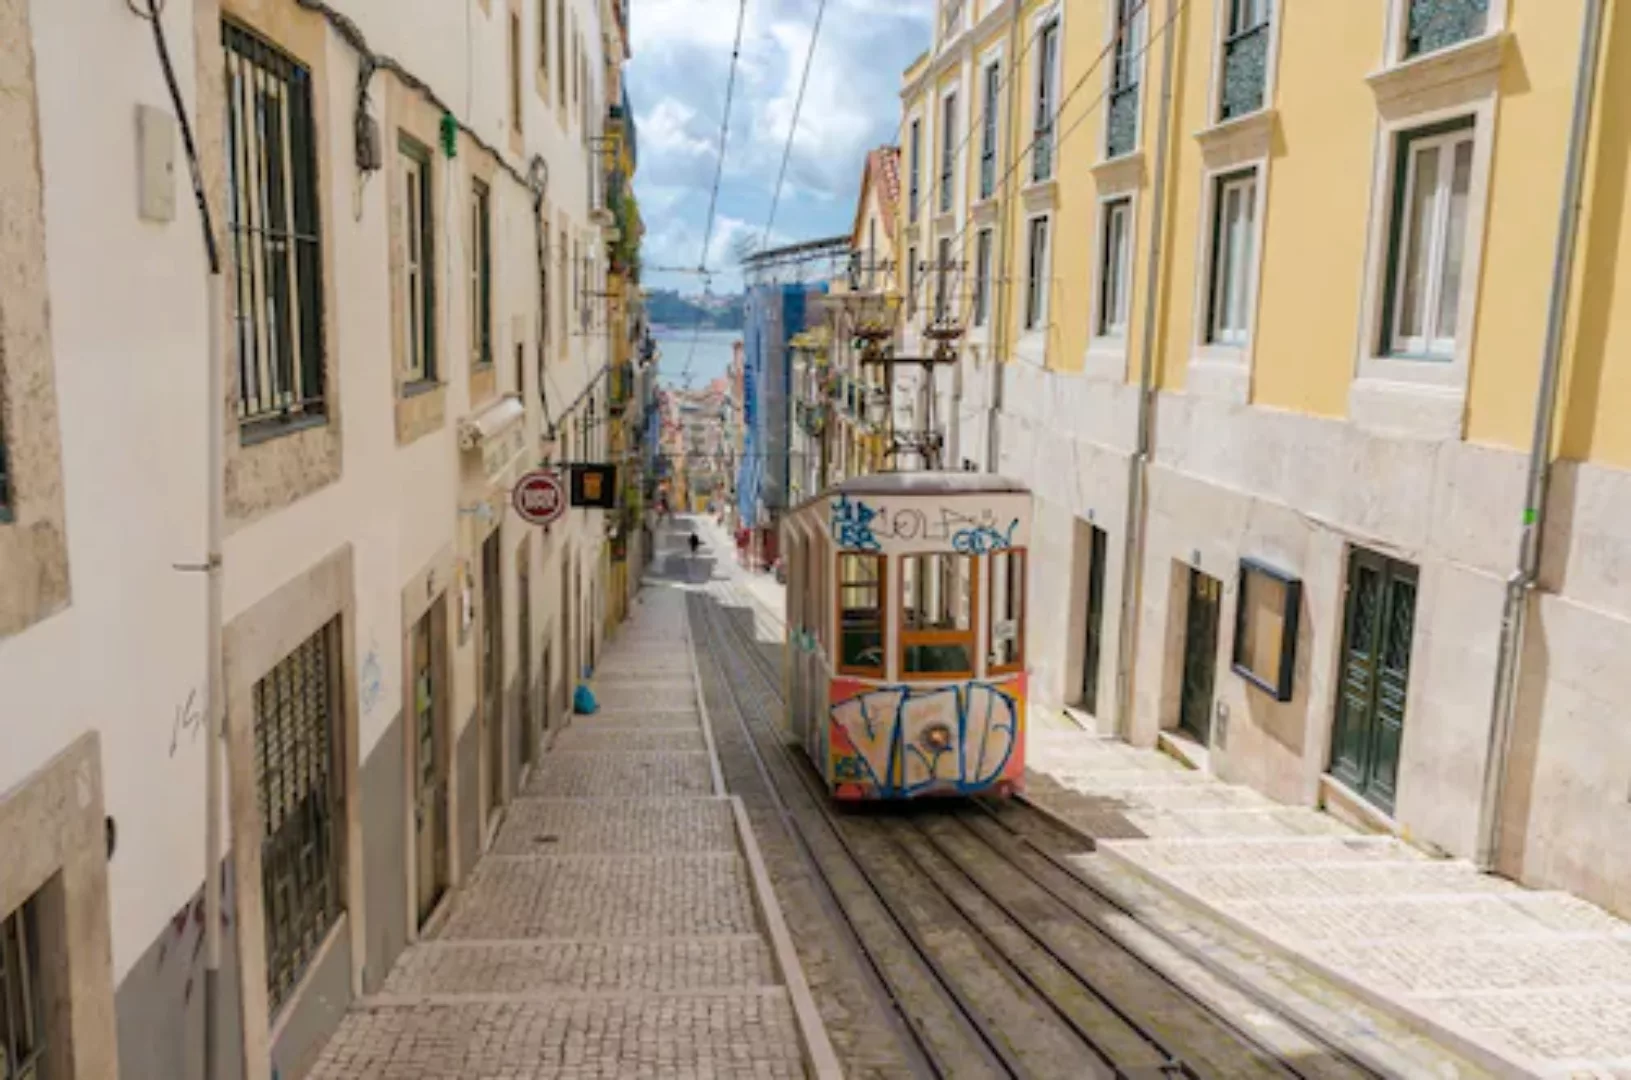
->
[
  {"left": 1113, "top": 0, "right": 1178, "bottom": 740},
  {"left": 986, "top": 0, "right": 1023, "bottom": 474},
  {"left": 1475, "top": 0, "right": 1604, "bottom": 872}
]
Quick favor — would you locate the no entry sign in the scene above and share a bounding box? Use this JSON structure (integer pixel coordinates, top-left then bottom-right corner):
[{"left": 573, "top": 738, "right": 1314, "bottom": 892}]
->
[{"left": 512, "top": 469, "right": 566, "bottom": 526}]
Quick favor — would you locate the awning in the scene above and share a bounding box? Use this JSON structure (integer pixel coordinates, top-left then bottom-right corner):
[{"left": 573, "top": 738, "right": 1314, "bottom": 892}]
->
[{"left": 457, "top": 394, "right": 525, "bottom": 451}]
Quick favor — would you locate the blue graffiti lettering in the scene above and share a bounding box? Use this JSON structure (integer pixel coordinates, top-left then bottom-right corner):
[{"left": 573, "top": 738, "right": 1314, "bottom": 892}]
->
[
  {"left": 951, "top": 518, "right": 1019, "bottom": 555},
  {"left": 830, "top": 495, "right": 882, "bottom": 551},
  {"left": 829, "top": 681, "right": 1018, "bottom": 797}
]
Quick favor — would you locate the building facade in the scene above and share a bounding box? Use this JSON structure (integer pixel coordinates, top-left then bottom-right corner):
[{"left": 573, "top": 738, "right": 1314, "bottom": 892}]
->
[
  {"left": 0, "top": 0, "right": 630, "bottom": 1076},
  {"left": 898, "top": 0, "right": 1631, "bottom": 920}
]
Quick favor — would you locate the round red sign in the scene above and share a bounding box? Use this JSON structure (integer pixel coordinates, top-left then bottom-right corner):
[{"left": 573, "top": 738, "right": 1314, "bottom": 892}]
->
[{"left": 512, "top": 469, "right": 566, "bottom": 526}]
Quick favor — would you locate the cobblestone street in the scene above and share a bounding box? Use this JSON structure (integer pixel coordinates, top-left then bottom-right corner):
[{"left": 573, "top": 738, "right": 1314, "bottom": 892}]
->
[{"left": 306, "top": 580, "right": 827, "bottom": 1079}]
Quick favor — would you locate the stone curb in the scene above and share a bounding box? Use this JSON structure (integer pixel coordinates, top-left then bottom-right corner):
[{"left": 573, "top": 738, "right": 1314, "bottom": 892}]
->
[
  {"left": 685, "top": 597, "right": 729, "bottom": 797},
  {"left": 1091, "top": 837, "right": 1546, "bottom": 1079}
]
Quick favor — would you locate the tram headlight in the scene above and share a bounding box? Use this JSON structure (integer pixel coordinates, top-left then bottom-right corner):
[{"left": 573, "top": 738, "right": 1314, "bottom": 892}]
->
[{"left": 921, "top": 724, "right": 952, "bottom": 752}]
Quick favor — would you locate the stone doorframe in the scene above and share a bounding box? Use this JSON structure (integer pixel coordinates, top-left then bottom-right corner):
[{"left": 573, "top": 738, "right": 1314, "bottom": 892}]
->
[
  {"left": 0, "top": 733, "right": 117, "bottom": 1079},
  {"left": 399, "top": 542, "right": 458, "bottom": 943},
  {"left": 222, "top": 544, "right": 362, "bottom": 1080}
]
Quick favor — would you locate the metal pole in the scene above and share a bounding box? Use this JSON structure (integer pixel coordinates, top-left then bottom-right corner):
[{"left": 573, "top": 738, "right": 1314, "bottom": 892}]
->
[
  {"left": 1113, "top": 0, "right": 1178, "bottom": 740},
  {"left": 203, "top": 271, "right": 226, "bottom": 1080},
  {"left": 1475, "top": 0, "right": 1603, "bottom": 872}
]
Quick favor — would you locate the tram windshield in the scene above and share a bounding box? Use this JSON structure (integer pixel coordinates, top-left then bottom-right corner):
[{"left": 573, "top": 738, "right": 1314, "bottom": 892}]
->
[
  {"left": 838, "top": 554, "right": 885, "bottom": 675},
  {"left": 901, "top": 554, "right": 975, "bottom": 676}
]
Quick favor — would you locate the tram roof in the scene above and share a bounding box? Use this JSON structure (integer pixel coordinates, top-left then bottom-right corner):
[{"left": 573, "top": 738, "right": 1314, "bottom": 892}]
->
[{"left": 823, "top": 470, "right": 1030, "bottom": 498}]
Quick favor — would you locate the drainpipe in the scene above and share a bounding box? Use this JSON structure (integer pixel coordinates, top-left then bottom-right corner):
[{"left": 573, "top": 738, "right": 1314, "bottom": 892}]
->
[
  {"left": 986, "top": 0, "right": 1023, "bottom": 473},
  {"left": 1475, "top": 0, "right": 1604, "bottom": 872},
  {"left": 1113, "top": 0, "right": 1178, "bottom": 740}
]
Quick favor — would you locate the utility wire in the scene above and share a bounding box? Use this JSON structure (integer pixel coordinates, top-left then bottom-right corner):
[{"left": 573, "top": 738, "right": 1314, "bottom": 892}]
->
[
  {"left": 698, "top": 0, "right": 750, "bottom": 274},
  {"left": 759, "top": 0, "right": 828, "bottom": 252}
]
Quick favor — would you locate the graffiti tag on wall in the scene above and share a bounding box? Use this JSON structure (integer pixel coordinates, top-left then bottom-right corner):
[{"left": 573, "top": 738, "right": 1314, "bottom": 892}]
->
[
  {"left": 359, "top": 640, "right": 385, "bottom": 720},
  {"left": 829, "top": 495, "right": 1020, "bottom": 555},
  {"left": 169, "top": 688, "right": 203, "bottom": 758}
]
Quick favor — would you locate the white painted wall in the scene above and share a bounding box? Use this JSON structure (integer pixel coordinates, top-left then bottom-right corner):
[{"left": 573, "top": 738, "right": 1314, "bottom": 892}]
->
[{"left": 2, "top": 0, "right": 615, "bottom": 984}]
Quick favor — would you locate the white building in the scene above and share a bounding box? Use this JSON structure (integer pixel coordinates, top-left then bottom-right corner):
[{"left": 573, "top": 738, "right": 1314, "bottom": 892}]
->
[{"left": 0, "top": 0, "right": 627, "bottom": 1076}]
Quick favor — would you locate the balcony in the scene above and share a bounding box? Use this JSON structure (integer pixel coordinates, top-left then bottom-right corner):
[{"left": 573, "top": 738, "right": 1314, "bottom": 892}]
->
[{"left": 609, "top": 363, "right": 633, "bottom": 415}]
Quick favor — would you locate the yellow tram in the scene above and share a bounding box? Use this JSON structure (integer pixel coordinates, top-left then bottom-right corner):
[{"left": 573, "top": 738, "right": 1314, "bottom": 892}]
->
[{"left": 781, "top": 472, "right": 1033, "bottom": 800}]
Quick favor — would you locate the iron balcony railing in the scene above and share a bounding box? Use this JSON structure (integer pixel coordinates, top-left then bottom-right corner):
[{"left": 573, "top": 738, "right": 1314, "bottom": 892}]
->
[
  {"left": 1405, "top": 0, "right": 1489, "bottom": 59},
  {"left": 1220, "top": 17, "right": 1271, "bottom": 121}
]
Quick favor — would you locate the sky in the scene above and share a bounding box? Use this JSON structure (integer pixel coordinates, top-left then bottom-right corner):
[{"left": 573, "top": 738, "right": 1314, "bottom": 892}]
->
[{"left": 625, "top": 0, "right": 932, "bottom": 296}]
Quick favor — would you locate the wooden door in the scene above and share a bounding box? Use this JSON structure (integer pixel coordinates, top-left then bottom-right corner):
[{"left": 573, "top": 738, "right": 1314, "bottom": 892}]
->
[
  {"left": 1080, "top": 526, "right": 1107, "bottom": 714},
  {"left": 1179, "top": 567, "right": 1222, "bottom": 744},
  {"left": 518, "top": 555, "right": 533, "bottom": 770},
  {"left": 482, "top": 533, "right": 504, "bottom": 821},
  {"left": 411, "top": 606, "right": 447, "bottom": 926},
  {"left": 1331, "top": 549, "right": 1418, "bottom": 812}
]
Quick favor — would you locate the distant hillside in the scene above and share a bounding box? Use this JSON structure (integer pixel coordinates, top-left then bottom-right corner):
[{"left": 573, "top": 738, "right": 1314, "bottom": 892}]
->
[{"left": 646, "top": 289, "right": 745, "bottom": 331}]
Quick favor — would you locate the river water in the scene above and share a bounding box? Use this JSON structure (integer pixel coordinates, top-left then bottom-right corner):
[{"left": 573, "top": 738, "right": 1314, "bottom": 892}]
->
[{"left": 652, "top": 327, "right": 740, "bottom": 389}]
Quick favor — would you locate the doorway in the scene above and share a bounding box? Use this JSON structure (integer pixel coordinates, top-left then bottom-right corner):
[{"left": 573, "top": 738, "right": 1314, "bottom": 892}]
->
[
  {"left": 1179, "top": 567, "right": 1223, "bottom": 745},
  {"left": 1080, "top": 525, "right": 1108, "bottom": 715},
  {"left": 561, "top": 552, "right": 575, "bottom": 696},
  {"left": 410, "top": 603, "right": 448, "bottom": 928},
  {"left": 517, "top": 545, "right": 533, "bottom": 772},
  {"left": 1330, "top": 548, "right": 1418, "bottom": 813},
  {"left": 481, "top": 532, "right": 504, "bottom": 825}
]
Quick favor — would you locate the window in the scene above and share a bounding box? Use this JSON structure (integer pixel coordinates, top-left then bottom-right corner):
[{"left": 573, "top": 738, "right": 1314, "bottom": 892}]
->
[
  {"left": 1208, "top": 170, "right": 1257, "bottom": 346},
  {"left": 974, "top": 228, "right": 992, "bottom": 327},
  {"left": 224, "top": 21, "right": 326, "bottom": 433},
  {"left": 1033, "top": 19, "right": 1059, "bottom": 181},
  {"left": 509, "top": 13, "right": 523, "bottom": 133},
  {"left": 1097, "top": 198, "right": 1132, "bottom": 337},
  {"left": 1024, "top": 215, "right": 1049, "bottom": 331},
  {"left": 980, "top": 60, "right": 1000, "bottom": 200},
  {"left": 255, "top": 618, "right": 344, "bottom": 1015},
  {"left": 1386, "top": 122, "right": 1474, "bottom": 357},
  {"left": 866, "top": 219, "right": 877, "bottom": 289},
  {"left": 838, "top": 554, "right": 884, "bottom": 674},
  {"left": 906, "top": 245, "right": 918, "bottom": 317},
  {"left": 400, "top": 137, "right": 436, "bottom": 384},
  {"left": 1404, "top": 0, "right": 1489, "bottom": 60},
  {"left": 1219, "top": 0, "right": 1272, "bottom": 121},
  {"left": 571, "top": 30, "right": 579, "bottom": 108},
  {"left": 939, "top": 91, "right": 957, "bottom": 214},
  {"left": 934, "top": 236, "right": 952, "bottom": 323},
  {"left": 471, "top": 180, "right": 492, "bottom": 368},
  {"left": 539, "top": 0, "right": 550, "bottom": 84},
  {"left": 901, "top": 554, "right": 976, "bottom": 677},
  {"left": 1232, "top": 558, "right": 1301, "bottom": 701},
  {"left": 1108, "top": 0, "right": 1144, "bottom": 158},
  {"left": 1, "top": 894, "right": 46, "bottom": 1080},
  {"left": 556, "top": 0, "right": 567, "bottom": 103},
  {"left": 0, "top": 421, "right": 11, "bottom": 523},
  {"left": 990, "top": 549, "right": 1026, "bottom": 673},
  {"left": 908, "top": 119, "right": 922, "bottom": 223}
]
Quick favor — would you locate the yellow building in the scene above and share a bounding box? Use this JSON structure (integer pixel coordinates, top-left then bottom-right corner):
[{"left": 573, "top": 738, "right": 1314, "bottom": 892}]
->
[
  {"left": 603, "top": 79, "right": 643, "bottom": 633},
  {"left": 899, "top": 0, "right": 1631, "bottom": 919}
]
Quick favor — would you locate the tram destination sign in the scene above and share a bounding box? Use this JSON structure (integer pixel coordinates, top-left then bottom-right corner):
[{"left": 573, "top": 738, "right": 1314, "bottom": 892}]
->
[{"left": 513, "top": 469, "right": 566, "bottom": 527}]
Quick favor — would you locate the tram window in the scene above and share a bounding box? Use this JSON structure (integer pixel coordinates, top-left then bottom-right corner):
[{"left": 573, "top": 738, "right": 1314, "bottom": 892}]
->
[
  {"left": 901, "top": 554, "right": 977, "bottom": 677},
  {"left": 990, "top": 549, "right": 1026, "bottom": 673},
  {"left": 837, "top": 553, "right": 885, "bottom": 675}
]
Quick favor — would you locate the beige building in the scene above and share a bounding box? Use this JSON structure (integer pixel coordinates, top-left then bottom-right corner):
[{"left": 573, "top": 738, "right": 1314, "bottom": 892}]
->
[{"left": 0, "top": 0, "right": 627, "bottom": 1076}]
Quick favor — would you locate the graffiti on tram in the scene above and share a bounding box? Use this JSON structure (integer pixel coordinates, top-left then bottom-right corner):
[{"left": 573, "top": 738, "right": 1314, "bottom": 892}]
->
[
  {"left": 830, "top": 495, "right": 1020, "bottom": 556},
  {"left": 824, "top": 676, "right": 1026, "bottom": 798}
]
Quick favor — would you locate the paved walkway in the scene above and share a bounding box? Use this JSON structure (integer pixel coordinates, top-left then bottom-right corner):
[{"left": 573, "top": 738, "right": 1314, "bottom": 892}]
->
[
  {"left": 308, "top": 574, "right": 828, "bottom": 1079},
  {"left": 700, "top": 517, "right": 1631, "bottom": 1078}
]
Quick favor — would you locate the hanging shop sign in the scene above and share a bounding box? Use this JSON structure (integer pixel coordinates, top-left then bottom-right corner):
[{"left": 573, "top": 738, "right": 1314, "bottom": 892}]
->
[
  {"left": 513, "top": 469, "right": 567, "bottom": 527},
  {"left": 570, "top": 464, "right": 618, "bottom": 509}
]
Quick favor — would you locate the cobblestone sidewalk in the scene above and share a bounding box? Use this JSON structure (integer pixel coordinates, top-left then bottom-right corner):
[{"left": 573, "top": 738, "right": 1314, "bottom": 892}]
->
[
  {"left": 1023, "top": 716, "right": 1631, "bottom": 1078},
  {"left": 307, "top": 583, "right": 821, "bottom": 1079}
]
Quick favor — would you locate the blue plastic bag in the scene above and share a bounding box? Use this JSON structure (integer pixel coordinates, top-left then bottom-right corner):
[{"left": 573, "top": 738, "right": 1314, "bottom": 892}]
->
[{"left": 573, "top": 684, "right": 599, "bottom": 715}]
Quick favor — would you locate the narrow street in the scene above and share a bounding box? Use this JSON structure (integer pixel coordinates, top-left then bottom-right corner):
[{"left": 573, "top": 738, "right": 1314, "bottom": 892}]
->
[{"left": 671, "top": 520, "right": 1489, "bottom": 1080}]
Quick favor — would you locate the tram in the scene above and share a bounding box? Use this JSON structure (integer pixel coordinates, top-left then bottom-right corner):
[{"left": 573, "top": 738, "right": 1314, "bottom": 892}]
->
[{"left": 781, "top": 471, "right": 1033, "bottom": 800}]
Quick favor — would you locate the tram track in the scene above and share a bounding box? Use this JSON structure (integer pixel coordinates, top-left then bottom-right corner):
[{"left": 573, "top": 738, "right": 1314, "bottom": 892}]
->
[{"left": 691, "top": 566, "right": 1388, "bottom": 1080}]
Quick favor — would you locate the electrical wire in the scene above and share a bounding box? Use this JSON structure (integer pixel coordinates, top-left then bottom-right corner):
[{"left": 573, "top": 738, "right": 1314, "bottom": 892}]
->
[
  {"left": 759, "top": 0, "right": 828, "bottom": 252},
  {"left": 141, "top": 0, "right": 219, "bottom": 275},
  {"left": 698, "top": 0, "right": 750, "bottom": 274}
]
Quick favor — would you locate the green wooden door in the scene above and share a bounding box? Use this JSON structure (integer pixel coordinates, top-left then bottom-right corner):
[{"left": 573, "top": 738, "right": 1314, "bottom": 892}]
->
[
  {"left": 1080, "top": 526, "right": 1107, "bottom": 715},
  {"left": 1331, "top": 549, "right": 1418, "bottom": 812},
  {"left": 1179, "top": 568, "right": 1222, "bottom": 744}
]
